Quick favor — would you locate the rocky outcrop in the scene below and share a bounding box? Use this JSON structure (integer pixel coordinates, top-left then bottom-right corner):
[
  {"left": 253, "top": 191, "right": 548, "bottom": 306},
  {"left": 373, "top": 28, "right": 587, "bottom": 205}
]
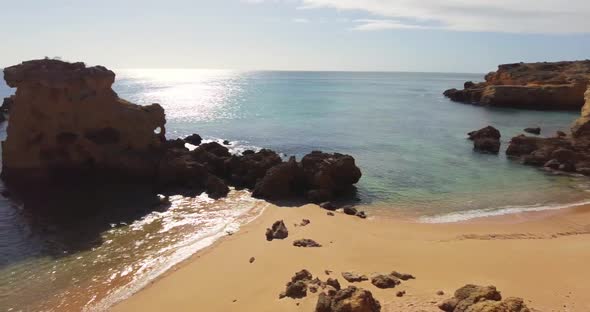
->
[
  {"left": 444, "top": 61, "right": 590, "bottom": 110},
  {"left": 571, "top": 87, "right": 590, "bottom": 137},
  {"left": 468, "top": 126, "right": 501, "bottom": 154},
  {"left": 439, "top": 284, "right": 530, "bottom": 312},
  {"left": 315, "top": 286, "right": 381, "bottom": 312},
  {"left": 2, "top": 59, "right": 362, "bottom": 203},
  {"left": 2, "top": 59, "right": 166, "bottom": 181}
]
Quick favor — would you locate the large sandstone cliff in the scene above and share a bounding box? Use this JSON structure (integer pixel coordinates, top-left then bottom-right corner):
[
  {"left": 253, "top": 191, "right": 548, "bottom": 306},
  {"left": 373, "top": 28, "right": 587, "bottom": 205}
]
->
[
  {"left": 2, "top": 59, "right": 166, "bottom": 180},
  {"left": 444, "top": 61, "right": 590, "bottom": 110}
]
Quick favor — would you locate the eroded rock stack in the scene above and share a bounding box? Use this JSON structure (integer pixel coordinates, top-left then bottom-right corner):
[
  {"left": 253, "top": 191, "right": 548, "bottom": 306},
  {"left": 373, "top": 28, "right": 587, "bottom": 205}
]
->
[
  {"left": 1, "top": 59, "right": 362, "bottom": 202},
  {"left": 444, "top": 61, "right": 590, "bottom": 110}
]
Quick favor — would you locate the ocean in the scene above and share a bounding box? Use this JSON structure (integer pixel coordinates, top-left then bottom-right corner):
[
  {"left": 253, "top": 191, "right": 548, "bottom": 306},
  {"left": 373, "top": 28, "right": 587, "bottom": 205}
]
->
[{"left": 0, "top": 70, "right": 587, "bottom": 311}]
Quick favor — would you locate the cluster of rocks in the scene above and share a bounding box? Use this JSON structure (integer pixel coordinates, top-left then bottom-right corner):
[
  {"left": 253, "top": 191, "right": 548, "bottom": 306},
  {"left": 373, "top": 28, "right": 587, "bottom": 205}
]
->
[
  {"left": 444, "top": 61, "right": 590, "bottom": 110},
  {"left": 439, "top": 284, "right": 530, "bottom": 312},
  {"left": 279, "top": 270, "right": 381, "bottom": 312},
  {"left": 0, "top": 59, "right": 362, "bottom": 203}
]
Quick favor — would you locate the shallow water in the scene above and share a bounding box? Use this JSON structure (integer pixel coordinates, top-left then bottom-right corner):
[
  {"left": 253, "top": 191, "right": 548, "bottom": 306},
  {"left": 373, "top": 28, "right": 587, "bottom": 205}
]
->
[{"left": 0, "top": 70, "right": 588, "bottom": 311}]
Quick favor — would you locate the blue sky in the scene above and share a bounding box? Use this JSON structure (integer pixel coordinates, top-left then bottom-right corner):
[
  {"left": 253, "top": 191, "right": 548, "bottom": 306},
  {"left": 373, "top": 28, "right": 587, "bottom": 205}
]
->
[{"left": 1, "top": 0, "right": 589, "bottom": 72}]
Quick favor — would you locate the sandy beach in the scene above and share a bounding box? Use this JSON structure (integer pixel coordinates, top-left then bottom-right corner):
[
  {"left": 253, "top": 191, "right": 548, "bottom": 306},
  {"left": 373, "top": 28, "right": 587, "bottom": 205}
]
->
[{"left": 111, "top": 203, "right": 590, "bottom": 312}]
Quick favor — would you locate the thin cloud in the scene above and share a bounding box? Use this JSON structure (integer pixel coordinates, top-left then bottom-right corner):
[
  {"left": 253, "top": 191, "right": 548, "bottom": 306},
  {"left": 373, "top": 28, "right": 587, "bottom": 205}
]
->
[
  {"left": 353, "top": 19, "right": 430, "bottom": 31},
  {"left": 292, "top": 18, "right": 311, "bottom": 23},
  {"left": 251, "top": 0, "right": 590, "bottom": 34}
]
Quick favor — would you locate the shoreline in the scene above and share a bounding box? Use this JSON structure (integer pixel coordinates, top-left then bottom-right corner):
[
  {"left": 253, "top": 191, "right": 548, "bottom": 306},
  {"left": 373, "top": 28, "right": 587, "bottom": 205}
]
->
[{"left": 110, "top": 201, "right": 590, "bottom": 312}]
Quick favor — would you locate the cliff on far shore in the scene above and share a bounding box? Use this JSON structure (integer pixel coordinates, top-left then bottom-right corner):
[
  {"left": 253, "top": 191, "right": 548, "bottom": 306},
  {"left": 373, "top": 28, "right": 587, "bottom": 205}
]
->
[{"left": 444, "top": 60, "right": 590, "bottom": 110}]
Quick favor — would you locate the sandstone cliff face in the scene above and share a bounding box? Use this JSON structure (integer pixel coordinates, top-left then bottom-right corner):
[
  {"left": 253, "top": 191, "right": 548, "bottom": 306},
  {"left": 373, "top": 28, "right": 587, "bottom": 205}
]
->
[
  {"left": 2, "top": 59, "right": 166, "bottom": 179},
  {"left": 571, "top": 86, "right": 590, "bottom": 137},
  {"left": 444, "top": 60, "right": 590, "bottom": 110}
]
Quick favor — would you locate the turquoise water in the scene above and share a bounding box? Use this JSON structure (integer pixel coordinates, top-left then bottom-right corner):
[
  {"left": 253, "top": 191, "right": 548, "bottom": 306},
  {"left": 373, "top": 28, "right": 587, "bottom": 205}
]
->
[
  {"left": 115, "top": 69, "right": 589, "bottom": 218},
  {"left": 0, "top": 69, "right": 589, "bottom": 311}
]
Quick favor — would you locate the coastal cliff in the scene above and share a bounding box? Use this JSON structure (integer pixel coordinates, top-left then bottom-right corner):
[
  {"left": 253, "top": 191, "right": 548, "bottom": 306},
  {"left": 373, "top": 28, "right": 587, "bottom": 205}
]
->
[
  {"left": 2, "top": 59, "right": 166, "bottom": 180},
  {"left": 1, "top": 59, "right": 361, "bottom": 202},
  {"left": 444, "top": 61, "right": 590, "bottom": 110}
]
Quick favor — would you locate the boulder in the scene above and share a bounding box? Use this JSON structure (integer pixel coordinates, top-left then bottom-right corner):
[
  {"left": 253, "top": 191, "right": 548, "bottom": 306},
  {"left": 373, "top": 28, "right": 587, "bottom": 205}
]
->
[
  {"left": 473, "top": 138, "right": 500, "bottom": 154},
  {"left": 438, "top": 284, "right": 531, "bottom": 312},
  {"left": 390, "top": 271, "right": 415, "bottom": 280},
  {"left": 205, "top": 175, "right": 229, "bottom": 199},
  {"left": 184, "top": 133, "right": 202, "bottom": 146},
  {"left": 226, "top": 149, "right": 282, "bottom": 188},
  {"left": 468, "top": 126, "right": 501, "bottom": 141},
  {"left": 326, "top": 278, "right": 341, "bottom": 291},
  {"left": 523, "top": 127, "right": 541, "bottom": 135},
  {"left": 1, "top": 59, "right": 166, "bottom": 181},
  {"left": 302, "top": 151, "right": 362, "bottom": 201},
  {"left": 343, "top": 206, "right": 358, "bottom": 215},
  {"left": 265, "top": 220, "right": 288, "bottom": 241},
  {"left": 252, "top": 156, "right": 303, "bottom": 199},
  {"left": 315, "top": 286, "right": 381, "bottom": 312},
  {"left": 370, "top": 274, "right": 400, "bottom": 289}
]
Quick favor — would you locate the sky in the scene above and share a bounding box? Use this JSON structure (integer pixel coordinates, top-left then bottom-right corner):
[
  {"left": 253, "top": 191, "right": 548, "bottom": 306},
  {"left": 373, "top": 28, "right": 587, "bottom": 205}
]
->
[{"left": 1, "top": 0, "right": 589, "bottom": 73}]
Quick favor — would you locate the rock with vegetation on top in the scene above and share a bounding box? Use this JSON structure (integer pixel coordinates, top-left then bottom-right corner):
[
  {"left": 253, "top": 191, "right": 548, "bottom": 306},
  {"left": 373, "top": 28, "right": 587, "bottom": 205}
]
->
[{"left": 315, "top": 286, "right": 381, "bottom": 312}]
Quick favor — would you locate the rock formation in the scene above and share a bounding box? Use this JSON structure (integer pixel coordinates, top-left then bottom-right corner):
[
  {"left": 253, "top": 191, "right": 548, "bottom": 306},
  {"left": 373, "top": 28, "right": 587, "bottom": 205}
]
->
[
  {"left": 315, "top": 286, "right": 381, "bottom": 312},
  {"left": 468, "top": 126, "right": 501, "bottom": 154},
  {"left": 1, "top": 59, "right": 362, "bottom": 203},
  {"left": 2, "top": 59, "right": 166, "bottom": 181},
  {"left": 438, "top": 284, "right": 530, "bottom": 312},
  {"left": 444, "top": 61, "right": 590, "bottom": 110}
]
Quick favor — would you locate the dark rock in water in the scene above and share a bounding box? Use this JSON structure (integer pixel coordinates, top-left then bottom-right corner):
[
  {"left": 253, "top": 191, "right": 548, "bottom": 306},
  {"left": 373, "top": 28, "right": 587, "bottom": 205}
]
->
[
  {"left": 469, "top": 126, "right": 502, "bottom": 154},
  {"left": 473, "top": 137, "right": 500, "bottom": 154},
  {"left": 184, "top": 133, "right": 202, "bottom": 146},
  {"left": 205, "top": 175, "right": 229, "bottom": 199},
  {"left": 524, "top": 127, "right": 541, "bottom": 135},
  {"left": 293, "top": 239, "right": 322, "bottom": 247},
  {"left": 252, "top": 156, "right": 302, "bottom": 199},
  {"left": 391, "top": 271, "right": 415, "bottom": 280},
  {"left": 371, "top": 274, "right": 400, "bottom": 289},
  {"left": 343, "top": 206, "right": 358, "bottom": 216},
  {"left": 341, "top": 272, "right": 368, "bottom": 283},
  {"left": 302, "top": 151, "right": 362, "bottom": 201},
  {"left": 464, "top": 81, "right": 475, "bottom": 89},
  {"left": 165, "top": 138, "right": 188, "bottom": 150},
  {"left": 265, "top": 220, "right": 288, "bottom": 241},
  {"left": 326, "top": 278, "right": 341, "bottom": 290},
  {"left": 438, "top": 284, "right": 529, "bottom": 312},
  {"left": 468, "top": 126, "right": 501, "bottom": 141},
  {"left": 223, "top": 140, "right": 230, "bottom": 145},
  {"left": 315, "top": 286, "right": 381, "bottom": 312},
  {"left": 227, "top": 149, "right": 282, "bottom": 189}
]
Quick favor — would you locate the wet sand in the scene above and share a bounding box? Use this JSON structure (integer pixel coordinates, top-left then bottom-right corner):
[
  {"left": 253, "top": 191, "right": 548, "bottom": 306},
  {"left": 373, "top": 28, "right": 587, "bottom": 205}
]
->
[{"left": 111, "top": 203, "right": 590, "bottom": 312}]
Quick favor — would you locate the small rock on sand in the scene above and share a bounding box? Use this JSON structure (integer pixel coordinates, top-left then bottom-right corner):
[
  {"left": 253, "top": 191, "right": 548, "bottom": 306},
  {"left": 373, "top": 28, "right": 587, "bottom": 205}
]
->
[
  {"left": 391, "top": 271, "right": 415, "bottom": 280},
  {"left": 293, "top": 239, "right": 322, "bottom": 247},
  {"left": 341, "top": 272, "right": 368, "bottom": 283},
  {"left": 327, "top": 212, "right": 335, "bottom": 216},
  {"left": 326, "top": 278, "right": 341, "bottom": 290},
  {"left": 343, "top": 206, "right": 358, "bottom": 215},
  {"left": 436, "top": 290, "right": 445, "bottom": 296},
  {"left": 371, "top": 274, "right": 400, "bottom": 289},
  {"left": 396, "top": 290, "right": 406, "bottom": 297},
  {"left": 249, "top": 257, "right": 255, "bottom": 263},
  {"left": 300, "top": 219, "right": 311, "bottom": 226}
]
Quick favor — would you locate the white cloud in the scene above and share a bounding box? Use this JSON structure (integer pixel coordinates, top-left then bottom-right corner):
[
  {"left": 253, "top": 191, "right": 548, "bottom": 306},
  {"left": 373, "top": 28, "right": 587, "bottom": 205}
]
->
[
  {"left": 251, "top": 0, "right": 590, "bottom": 33},
  {"left": 353, "top": 19, "right": 430, "bottom": 31},
  {"left": 292, "top": 18, "right": 311, "bottom": 23}
]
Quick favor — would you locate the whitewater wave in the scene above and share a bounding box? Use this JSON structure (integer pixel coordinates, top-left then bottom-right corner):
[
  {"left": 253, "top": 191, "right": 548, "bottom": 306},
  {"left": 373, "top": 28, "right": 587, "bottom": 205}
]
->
[{"left": 419, "top": 199, "right": 590, "bottom": 223}]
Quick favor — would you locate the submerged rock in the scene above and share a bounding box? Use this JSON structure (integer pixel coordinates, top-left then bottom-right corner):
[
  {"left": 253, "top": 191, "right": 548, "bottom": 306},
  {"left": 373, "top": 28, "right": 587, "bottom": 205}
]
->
[{"left": 315, "top": 286, "right": 381, "bottom": 312}]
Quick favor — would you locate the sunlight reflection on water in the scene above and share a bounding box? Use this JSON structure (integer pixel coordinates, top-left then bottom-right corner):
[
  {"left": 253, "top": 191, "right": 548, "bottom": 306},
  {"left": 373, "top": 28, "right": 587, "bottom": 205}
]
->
[{"left": 116, "top": 69, "right": 245, "bottom": 122}]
